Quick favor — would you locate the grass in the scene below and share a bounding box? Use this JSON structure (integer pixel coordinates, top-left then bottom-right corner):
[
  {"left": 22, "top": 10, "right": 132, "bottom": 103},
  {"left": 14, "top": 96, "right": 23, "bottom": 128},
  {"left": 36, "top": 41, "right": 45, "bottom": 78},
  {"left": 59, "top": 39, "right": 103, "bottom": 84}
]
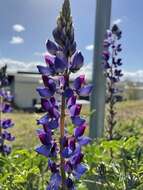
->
[{"left": 4, "top": 100, "right": 143, "bottom": 150}]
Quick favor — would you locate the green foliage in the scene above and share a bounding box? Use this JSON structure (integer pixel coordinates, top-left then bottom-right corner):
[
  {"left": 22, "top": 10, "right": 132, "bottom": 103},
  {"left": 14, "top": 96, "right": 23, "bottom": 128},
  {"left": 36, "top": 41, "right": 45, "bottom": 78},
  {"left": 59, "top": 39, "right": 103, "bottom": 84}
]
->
[
  {"left": 84, "top": 137, "right": 143, "bottom": 190},
  {"left": 0, "top": 149, "right": 48, "bottom": 190},
  {"left": 1, "top": 137, "right": 143, "bottom": 190}
]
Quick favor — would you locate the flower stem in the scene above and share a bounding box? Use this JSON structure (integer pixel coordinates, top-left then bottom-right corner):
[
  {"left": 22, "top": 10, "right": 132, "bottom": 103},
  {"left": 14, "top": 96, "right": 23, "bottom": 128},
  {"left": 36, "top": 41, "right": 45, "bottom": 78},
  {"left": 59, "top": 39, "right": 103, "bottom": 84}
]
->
[
  {"left": 60, "top": 92, "right": 66, "bottom": 189},
  {"left": 0, "top": 94, "right": 2, "bottom": 135},
  {"left": 0, "top": 94, "right": 3, "bottom": 153}
]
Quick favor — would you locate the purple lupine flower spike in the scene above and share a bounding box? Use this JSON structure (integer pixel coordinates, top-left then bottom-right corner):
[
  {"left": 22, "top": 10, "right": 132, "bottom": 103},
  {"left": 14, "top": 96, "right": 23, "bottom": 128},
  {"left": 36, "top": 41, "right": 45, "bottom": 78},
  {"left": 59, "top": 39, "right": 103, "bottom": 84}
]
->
[
  {"left": 35, "top": 0, "right": 92, "bottom": 189},
  {"left": 0, "top": 65, "right": 15, "bottom": 156},
  {"left": 103, "top": 25, "right": 123, "bottom": 140}
]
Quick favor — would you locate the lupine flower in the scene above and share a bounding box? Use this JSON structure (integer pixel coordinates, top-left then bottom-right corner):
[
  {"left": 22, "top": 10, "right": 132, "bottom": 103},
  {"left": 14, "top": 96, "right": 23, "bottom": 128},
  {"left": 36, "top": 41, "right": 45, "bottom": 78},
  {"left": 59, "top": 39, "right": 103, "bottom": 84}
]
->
[
  {"left": 35, "top": 0, "right": 92, "bottom": 189},
  {"left": 102, "top": 25, "right": 123, "bottom": 140},
  {"left": 0, "top": 65, "right": 15, "bottom": 155}
]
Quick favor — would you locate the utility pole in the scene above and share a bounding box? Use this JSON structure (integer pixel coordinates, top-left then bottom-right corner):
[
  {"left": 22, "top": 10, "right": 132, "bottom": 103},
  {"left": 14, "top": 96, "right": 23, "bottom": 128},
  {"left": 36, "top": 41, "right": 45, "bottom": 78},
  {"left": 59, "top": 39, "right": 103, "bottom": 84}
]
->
[{"left": 90, "top": 0, "right": 112, "bottom": 138}]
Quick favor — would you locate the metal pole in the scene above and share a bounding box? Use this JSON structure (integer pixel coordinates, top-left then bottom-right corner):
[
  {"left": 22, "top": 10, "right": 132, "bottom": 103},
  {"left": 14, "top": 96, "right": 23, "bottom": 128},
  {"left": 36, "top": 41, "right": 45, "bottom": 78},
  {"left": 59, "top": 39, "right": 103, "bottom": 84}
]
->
[{"left": 89, "top": 0, "right": 112, "bottom": 138}]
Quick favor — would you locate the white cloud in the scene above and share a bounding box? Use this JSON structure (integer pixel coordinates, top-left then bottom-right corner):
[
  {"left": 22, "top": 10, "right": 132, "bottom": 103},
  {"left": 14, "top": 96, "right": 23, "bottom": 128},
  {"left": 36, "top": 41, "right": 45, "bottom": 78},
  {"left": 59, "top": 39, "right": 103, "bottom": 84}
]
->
[
  {"left": 0, "top": 58, "right": 44, "bottom": 73},
  {"left": 13, "top": 24, "right": 25, "bottom": 32},
  {"left": 85, "top": 44, "right": 94, "bottom": 51},
  {"left": 10, "top": 36, "right": 24, "bottom": 44},
  {"left": 123, "top": 70, "right": 143, "bottom": 82},
  {"left": 113, "top": 18, "right": 122, "bottom": 25}
]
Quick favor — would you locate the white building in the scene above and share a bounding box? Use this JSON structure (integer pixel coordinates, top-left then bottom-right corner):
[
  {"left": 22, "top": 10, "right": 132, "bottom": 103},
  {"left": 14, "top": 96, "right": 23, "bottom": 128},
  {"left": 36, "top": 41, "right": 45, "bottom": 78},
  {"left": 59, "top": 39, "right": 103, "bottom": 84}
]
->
[{"left": 9, "top": 72, "right": 42, "bottom": 109}]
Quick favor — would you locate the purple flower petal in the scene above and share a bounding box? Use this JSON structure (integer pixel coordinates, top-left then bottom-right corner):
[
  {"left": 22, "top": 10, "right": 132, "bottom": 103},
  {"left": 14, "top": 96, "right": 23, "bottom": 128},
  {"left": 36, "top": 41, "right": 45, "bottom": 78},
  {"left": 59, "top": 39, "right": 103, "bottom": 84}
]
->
[
  {"left": 71, "top": 116, "right": 85, "bottom": 126},
  {"left": 78, "top": 136, "right": 91, "bottom": 146},
  {"left": 2, "top": 104, "right": 12, "bottom": 113},
  {"left": 79, "top": 85, "right": 92, "bottom": 97},
  {"left": 48, "top": 160, "right": 59, "bottom": 173},
  {"left": 2, "top": 145, "right": 11, "bottom": 155},
  {"left": 54, "top": 57, "right": 67, "bottom": 73},
  {"left": 59, "top": 76, "right": 68, "bottom": 88},
  {"left": 2, "top": 131, "right": 15, "bottom": 141},
  {"left": 64, "top": 161, "right": 73, "bottom": 173},
  {"left": 62, "top": 147, "right": 73, "bottom": 158},
  {"left": 35, "top": 145, "right": 51, "bottom": 157},
  {"left": 46, "top": 40, "right": 58, "bottom": 55},
  {"left": 74, "top": 164, "right": 87, "bottom": 179},
  {"left": 69, "top": 104, "right": 82, "bottom": 117},
  {"left": 1, "top": 119, "right": 14, "bottom": 129},
  {"left": 48, "top": 119, "right": 59, "bottom": 129},
  {"left": 70, "top": 52, "right": 84, "bottom": 72},
  {"left": 41, "top": 98, "right": 51, "bottom": 111},
  {"left": 49, "top": 142, "right": 58, "bottom": 157},
  {"left": 45, "top": 54, "right": 55, "bottom": 66},
  {"left": 37, "top": 114, "right": 49, "bottom": 125},
  {"left": 103, "top": 50, "right": 110, "bottom": 61},
  {"left": 116, "top": 58, "right": 122, "bottom": 66},
  {"left": 47, "top": 173, "right": 62, "bottom": 190},
  {"left": 37, "top": 129, "right": 52, "bottom": 146},
  {"left": 64, "top": 88, "right": 74, "bottom": 98},
  {"left": 67, "top": 96, "right": 76, "bottom": 109},
  {"left": 114, "top": 69, "right": 123, "bottom": 77},
  {"left": 42, "top": 76, "right": 56, "bottom": 90},
  {"left": 37, "top": 65, "right": 52, "bottom": 75},
  {"left": 36, "top": 87, "right": 54, "bottom": 98},
  {"left": 69, "top": 137, "right": 76, "bottom": 151},
  {"left": 70, "top": 152, "right": 84, "bottom": 165},
  {"left": 65, "top": 178, "right": 75, "bottom": 190},
  {"left": 74, "top": 125, "right": 86, "bottom": 138},
  {"left": 52, "top": 28, "right": 63, "bottom": 45},
  {"left": 73, "top": 75, "right": 85, "bottom": 90}
]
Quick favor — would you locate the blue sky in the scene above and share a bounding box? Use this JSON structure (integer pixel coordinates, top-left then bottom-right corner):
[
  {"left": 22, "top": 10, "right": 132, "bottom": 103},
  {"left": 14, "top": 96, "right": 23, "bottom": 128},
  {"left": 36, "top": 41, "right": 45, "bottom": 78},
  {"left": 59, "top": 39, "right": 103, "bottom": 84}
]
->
[{"left": 0, "top": 0, "right": 143, "bottom": 80}]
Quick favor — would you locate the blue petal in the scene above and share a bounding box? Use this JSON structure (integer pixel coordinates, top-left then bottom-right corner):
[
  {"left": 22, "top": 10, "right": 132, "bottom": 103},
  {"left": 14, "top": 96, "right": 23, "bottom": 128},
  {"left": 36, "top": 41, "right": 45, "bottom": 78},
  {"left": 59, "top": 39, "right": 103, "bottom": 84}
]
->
[
  {"left": 79, "top": 85, "right": 92, "bottom": 97},
  {"left": 54, "top": 57, "right": 67, "bottom": 73},
  {"left": 37, "top": 114, "right": 49, "bottom": 125},
  {"left": 46, "top": 40, "right": 58, "bottom": 55},
  {"left": 2, "top": 131, "right": 15, "bottom": 141},
  {"left": 73, "top": 75, "right": 85, "bottom": 90},
  {"left": 74, "top": 164, "right": 87, "bottom": 179},
  {"left": 48, "top": 119, "right": 59, "bottom": 129},
  {"left": 62, "top": 147, "right": 73, "bottom": 158},
  {"left": 65, "top": 178, "right": 75, "bottom": 190},
  {"left": 47, "top": 173, "right": 62, "bottom": 190},
  {"left": 42, "top": 76, "right": 56, "bottom": 91},
  {"left": 64, "top": 88, "right": 74, "bottom": 98},
  {"left": 41, "top": 98, "right": 51, "bottom": 111},
  {"left": 3, "top": 104, "right": 12, "bottom": 113},
  {"left": 37, "top": 129, "right": 52, "bottom": 146},
  {"left": 37, "top": 87, "right": 54, "bottom": 98},
  {"left": 69, "top": 104, "right": 81, "bottom": 117},
  {"left": 74, "top": 125, "right": 86, "bottom": 138},
  {"left": 37, "top": 65, "right": 52, "bottom": 75},
  {"left": 70, "top": 52, "right": 84, "bottom": 72},
  {"left": 71, "top": 116, "right": 85, "bottom": 126},
  {"left": 67, "top": 96, "right": 76, "bottom": 109},
  {"left": 78, "top": 136, "right": 91, "bottom": 146},
  {"left": 35, "top": 145, "right": 51, "bottom": 157},
  {"left": 1, "top": 119, "right": 14, "bottom": 129}
]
